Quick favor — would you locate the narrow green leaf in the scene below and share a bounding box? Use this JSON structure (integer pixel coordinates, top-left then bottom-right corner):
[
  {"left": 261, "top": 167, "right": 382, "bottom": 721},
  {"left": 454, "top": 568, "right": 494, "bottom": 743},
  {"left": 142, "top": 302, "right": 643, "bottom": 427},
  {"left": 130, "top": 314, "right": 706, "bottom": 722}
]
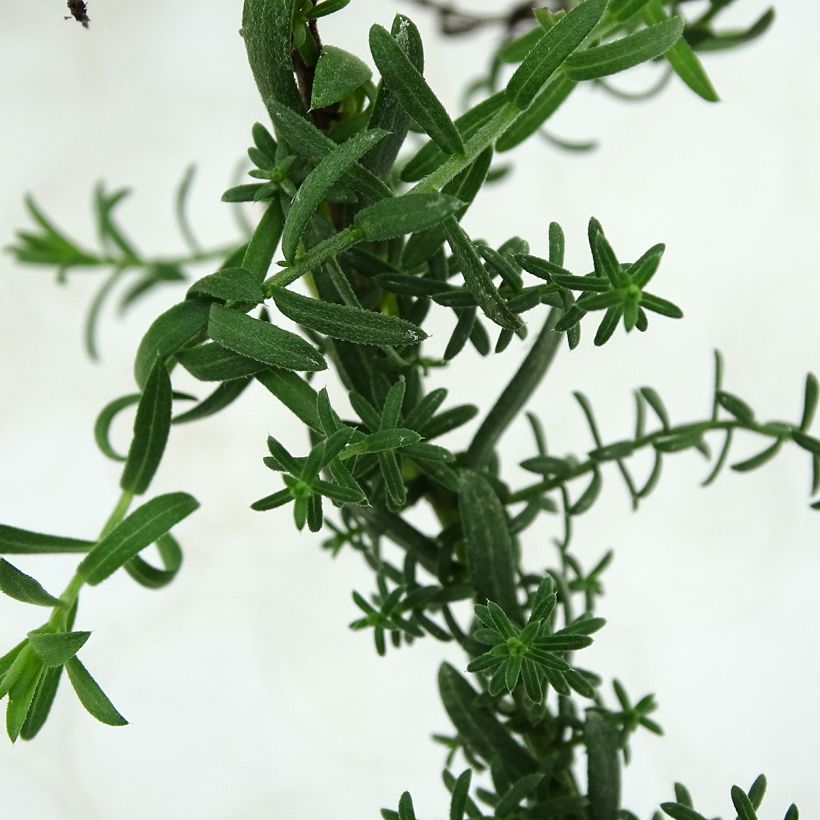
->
[
  {"left": 628, "top": 243, "right": 665, "bottom": 288},
  {"left": 731, "top": 439, "right": 782, "bottom": 472},
  {"left": 65, "top": 657, "right": 128, "bottom": 726},
  {"left": 459, "top": 470, "right": 521, "bottom": 618},
  {"left": 282, "top": 129, "right": 388, "bottom": 261},
  {"left": 640, "top": 292, "right": 683, "bottom": 318},
  {"left": 341, "top": 429, "right": 421, "bottom": 459},
  {"left": 312, "top": 45, "right": 371, "bottom": 109},
  {"left": 256, "top": 369, "right": 321, "bottom": 432},
  {"left": 0, "top": 560, "right": 61, "bottom": 607},
  {"left": 355, "top": 194, "right": 463, "bottom": 242},
  {"left": 570, "top": 469, "right": 602, "bottom": 515},
  {"left": 208, "top": 304, "right": 326, "bottom": 372},
  {"left": 78, "top": 492, "right": 199, "bottom": 586},
  {"left": 640, "top": 386, "right": 671, "bottom": 429},
  {"left": 717, "top": 391, "right": 755, "bottom": 424},
  {"left": 748, "top": 775, "right": 767, "bottom": 810},
  {"left": 586, "top": 710, "right": 620, "bottom": 820},
  {"left": 379, "top": 451, "right": 407, "bottom": 509},
  {"left": 133, "top": 299, "right": 210, "bottom": 389},
  {"left": 187, "top": 267, "right": 264, "bottom": 304},
  {"left": 800, "top": 373, "right": 818, "bottom": 431},
  {"left": 6, "top": 649, "right": 43, "bottom": 742},
  {"left": 506, "top": 0, "right": 607, "bottom": 109},
  {"left": 660, "top": 804, "right": 708, "bottom": 820},
  {"left": 495, "top": 773, "right": 545, "bottom": 818},
  {"left": 27, "top": 631, "right": 90, "bottom": 668},
  {"left": 366, "top": 14, "right": 425, "bottom": 179},
  {"left": 438, "top": 663, "right": 536, "bottom": 780},
  {"left": 445, "top": 219, "right": 522, "bottom": 331},
  {"left": 641, "top": 1, "right": 718, "bottom": 101},
  {"left": 792, "top": 429, "right": 820, "bottom": 456},
  {"left": 0, "top": 526, "right": 91, "bottom": 556},
  {"left": 566, "top": 17, "right": 684, "bottom": 81},
  {"left": 242, "top": 0, "right": 304, "bottom": 115},
  {"left": 176, "top": 343, "right": 265, "bottom": 382},
  {"left": 268, "top": 98, "right": 391, "bottom": 201},
  {"left": 120, "top": 358, "right": 173, "bottom": 496},
  {"left": 19, "top": 665, "right": 61, "bottom": 740},
  {"left": 242, "top": 198, "right": 286, "bottom": 282},
  {"left": 449, "top": 769, "right": 472, "bottom": 820},
  {"left": 369, "top": 22, "right": 463, "bottom": 155},
  {"left": 402, "top": 92, "right": 507, "bottom": 182},
  {"left": 731, "top": 786, "right": 758, "bottom": 820},
  {"left": 497, "top": 72, "right": 576, "bottom": 152},
  {"left": 271, "top": 287, "right": 426, "bottom": 347},
  {"left": 171, "top": 378, "right": 250, "bottom": 424}
]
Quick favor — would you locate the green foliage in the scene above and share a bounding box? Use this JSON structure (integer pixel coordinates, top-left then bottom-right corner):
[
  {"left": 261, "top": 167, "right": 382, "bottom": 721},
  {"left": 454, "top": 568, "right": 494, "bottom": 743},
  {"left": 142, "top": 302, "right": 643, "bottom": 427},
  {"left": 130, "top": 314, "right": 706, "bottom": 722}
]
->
[{"left": 1, "top": 1, "right": 804, "bottom": 818}]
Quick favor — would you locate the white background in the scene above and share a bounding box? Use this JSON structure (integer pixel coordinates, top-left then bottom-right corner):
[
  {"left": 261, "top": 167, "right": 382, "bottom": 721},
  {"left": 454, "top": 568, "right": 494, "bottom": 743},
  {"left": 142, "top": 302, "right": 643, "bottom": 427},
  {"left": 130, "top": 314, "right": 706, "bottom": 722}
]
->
[{"left": 1, "top": 2, "right": 818, "bottom": 818}]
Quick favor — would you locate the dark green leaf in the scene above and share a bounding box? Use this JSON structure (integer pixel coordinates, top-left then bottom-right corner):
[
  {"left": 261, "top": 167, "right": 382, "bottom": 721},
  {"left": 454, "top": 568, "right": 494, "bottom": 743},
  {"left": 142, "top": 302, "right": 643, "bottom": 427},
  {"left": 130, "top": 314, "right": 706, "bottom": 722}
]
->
[
  {"left": 800, "top": 373, "right": 818, "bottom": 431},
  {"left": 355, "top": 194, "right": 463, "bottom": 242},
  {"left": 567, "top": 18, "right": 684, "bottom": 81},
  {"left": 459, "top": 470, "right": 521, "bottom": 618},
  {"left": 271, "top": 287, "right": 426, "bottom": 347},
  {"left": 792, "top": 429, "right": 820, "bottom": 456},
  {"left": 242, "top": 0, "right": 304, "bottom": 114},
  {"left": 0, "top": 525, "right": 91, "bottom": 556},
  {"left": 0, "top": 560, "right": 61, "bottom": 607},
  {"left": 570, "top": 469, "right": 602, "bottom": 515},
  {"left": 586, "top": 710, "right": 620, "bottom": 820},
  {"left": 282, "top": 128, "right": 387, "bottom": 260},
  {"left": 495, "top": 773, "right": 544, "bottom": 818},
  {"left": 268, "top": 98, "right": 391, "bottom": 201},
  {"left": 65, "top": 657, "right": 128, "bottom": 726},
  {"left": 449, "top": 769, "right": 472, "bottom": 820},
  {"left": 256, "top": 369, "right": 321, "bottom": 432},
  {"left": 341, "top": 429, "right": 421, "bottom": 459},
  {"left": 506, "top": 0, "right": 607, "bottom": 109},
  {"left": 176, "top": 343, "right": 266, "bottom": 382},
  {"left": 312, "top": 46, "right": 372, "bottom": 109},
  {"left": 731, "top": 439, "right": 782, "bottom": 472},
  {"left": 660, "top": 805, "right": 707, "bottom": 820},
  {"left": 172, "top": 378, "right": 252, "bottom": 425},
  {"left": 208, "top": 304, "right": 326, "bottom": 372},
  {"left": 640, "top": 292, "right": 683, "bottom": 318},
  {"left": 120, "top": 358, "right": 173, "bottom": 496},
  {"left": 27, "top": 631, "right": 90, "bottom": 667},
  {"left": 187, "top": 267, "right": 265, "bottom": 304},
  {"left": 748, "top": 775, "right": 767, "bottom": 810},
  {"left": 366, "top": 14, "right": 425, "bottom": 179},
  {"left": 369, "top": 23, "right": 464, "bottom": 155},
  {"left": 445, "top": 219, "right": 522, "bottom": 331},
  {"left": 438, "top": 663, "right": 536, "bottom": 780},
  {"left": 717, "top": 391, "right": 755, "bottom": 424},
  {"left": 499, "top": 72, "right": 577, "bottom": 153},
  {"left": 78, "top": 492, "right": 199, "bottom": 586},
  {"left": 641, "top": 1, "right": 718, "bottom": 101},
  {"left": 730, "top": 786, "right": 758, "bottom": 820},
  {"left": 19, "top": 665, "right": 62, "bottom": 740},
  {"left": 640, "top": 386, "right": 670, "bottom": 429}
]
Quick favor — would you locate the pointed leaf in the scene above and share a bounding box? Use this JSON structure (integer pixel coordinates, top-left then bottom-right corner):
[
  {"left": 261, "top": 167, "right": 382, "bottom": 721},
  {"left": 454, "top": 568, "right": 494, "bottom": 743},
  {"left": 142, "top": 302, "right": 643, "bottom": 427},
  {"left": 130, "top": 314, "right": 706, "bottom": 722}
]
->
[
  {"left": 312, "top": 45, "right": 372, "bottom": 109},
  {"left": 187, "top": 267, "right": 265, "bottom": 304},
  {"left": 27, "top": 631, "right": 90, "bottom": 668},
  {"left": 0, "top": 560, "right": 61, "bottom": 607},
  {"left": 355, "top": 194, "right": 463, "bottom": 242},
  {"left": 65, "top": 657, "right": 128, "bottom": 726},
  {"left": 78, "top": 493, "right": 199, "bottom": 586},
  {"left": 0, "top": 525, "right": 91, "bottom": 556}
]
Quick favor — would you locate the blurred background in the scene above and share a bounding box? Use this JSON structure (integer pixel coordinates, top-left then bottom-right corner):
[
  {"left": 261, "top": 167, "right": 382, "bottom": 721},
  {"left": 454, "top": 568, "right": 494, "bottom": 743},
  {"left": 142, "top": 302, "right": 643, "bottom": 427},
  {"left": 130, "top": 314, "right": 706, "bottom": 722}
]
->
[{"left": 1, "top": 1, "right": 818, "bottom": 818}]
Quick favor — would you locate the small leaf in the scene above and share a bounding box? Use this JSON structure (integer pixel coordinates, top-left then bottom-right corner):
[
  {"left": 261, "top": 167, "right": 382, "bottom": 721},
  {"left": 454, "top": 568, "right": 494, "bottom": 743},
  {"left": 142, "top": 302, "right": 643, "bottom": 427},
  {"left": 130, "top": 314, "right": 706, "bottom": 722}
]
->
[
  {"left": 506, "top": 0, "right": 607, "bottom": 109},
  {"left": 120, "top": 358, "right": 173, "bottom": 496},
  {"left": 660, "top": 804, "right": 708, "bottom": 820},
  {"left": 355, "top": 194, "right": 463, "bottom": 242},
  {"left": 449, "top": 769, "right": 472, "bottom": 820},
  {"left": 187, "top": 267, "right": 265, "bottom": 304},
  {"left": 717, "top": 391, "right": 755, "bottom": 424},
  {"left": 27, "top": 631, "right": 91, "bottom": 668},
  {"left": 281, "top": 128, "right": 388, "bottom": 261},
  {"left": 800, "top": 373, "right": 818, "bottom": 431},
  {"left": 445, "top": 219, "right": 523, "bottom": 331},
  {"left": 570, "top": 469, "right": 602, "bottom": 515},
  {"left": 0, "top": 525, "right": 91, "bottom": 556},
  {"left": 640, "top": 386, "right": 671, "bottom": 429},
  {"left": 0, "top": 560, "right": 61, "bottom": 607},
  {"left": 78, "top": 493, "right": 199, "bottom": 586},
  {"left": 341, "top": 429, "right": 421, "bottom": 459},
  {"left": 730, "top": 785, "right": 758, "bottom": 820},
  {"left": 566, "top": 17, "right": 684, "bottom": 81},
  {"left": 792, "top": 429, "right": 820, "bottom": 456},
  {"left": 271, "top": 287, "right": 426, "bottom": 347},
  {"left": 65, "top": 657, "right": 128, "bottom": 726},
  {"left": 176, "top": 343, "right": 265, "bottom": 382},
  {"left": 731, "top": 440, "right": 782, "bottom": 472},
  {"left": 459, "top": 471, "right": 521, "bottom": 619},
  {"left": 641, "top": 1, "right": 718, "bottom": 101},
  {"left": 369, "top": 22, "right": 464, "bottom": 155},
  {"left": 133, "top": 299, "right": 210, "bottom": 389},
  {"left": 495, "top": 773, "right": 544, "bottom": 818},
  {"left": 586, "top": 710, "right": 620, "bottom": 820},
  {"left": 208, "top": 304, "right": 326, "bottom": 372},
  {"left": 311, "top": 45, "right": 372, "bottom": 109}
]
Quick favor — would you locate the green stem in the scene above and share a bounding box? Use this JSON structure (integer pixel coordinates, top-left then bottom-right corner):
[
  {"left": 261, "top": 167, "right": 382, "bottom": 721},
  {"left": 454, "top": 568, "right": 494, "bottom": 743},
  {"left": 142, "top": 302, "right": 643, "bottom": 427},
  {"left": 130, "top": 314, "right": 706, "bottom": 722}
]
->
[
  {"left": 46, "top": 489, "right": 134, "bottom": 631},
  {"left": 507, "top": 419, "right": 785, "bottom": 504},
  {"left": 463, "top": 309, "right": 563, "bottom": 469}
]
